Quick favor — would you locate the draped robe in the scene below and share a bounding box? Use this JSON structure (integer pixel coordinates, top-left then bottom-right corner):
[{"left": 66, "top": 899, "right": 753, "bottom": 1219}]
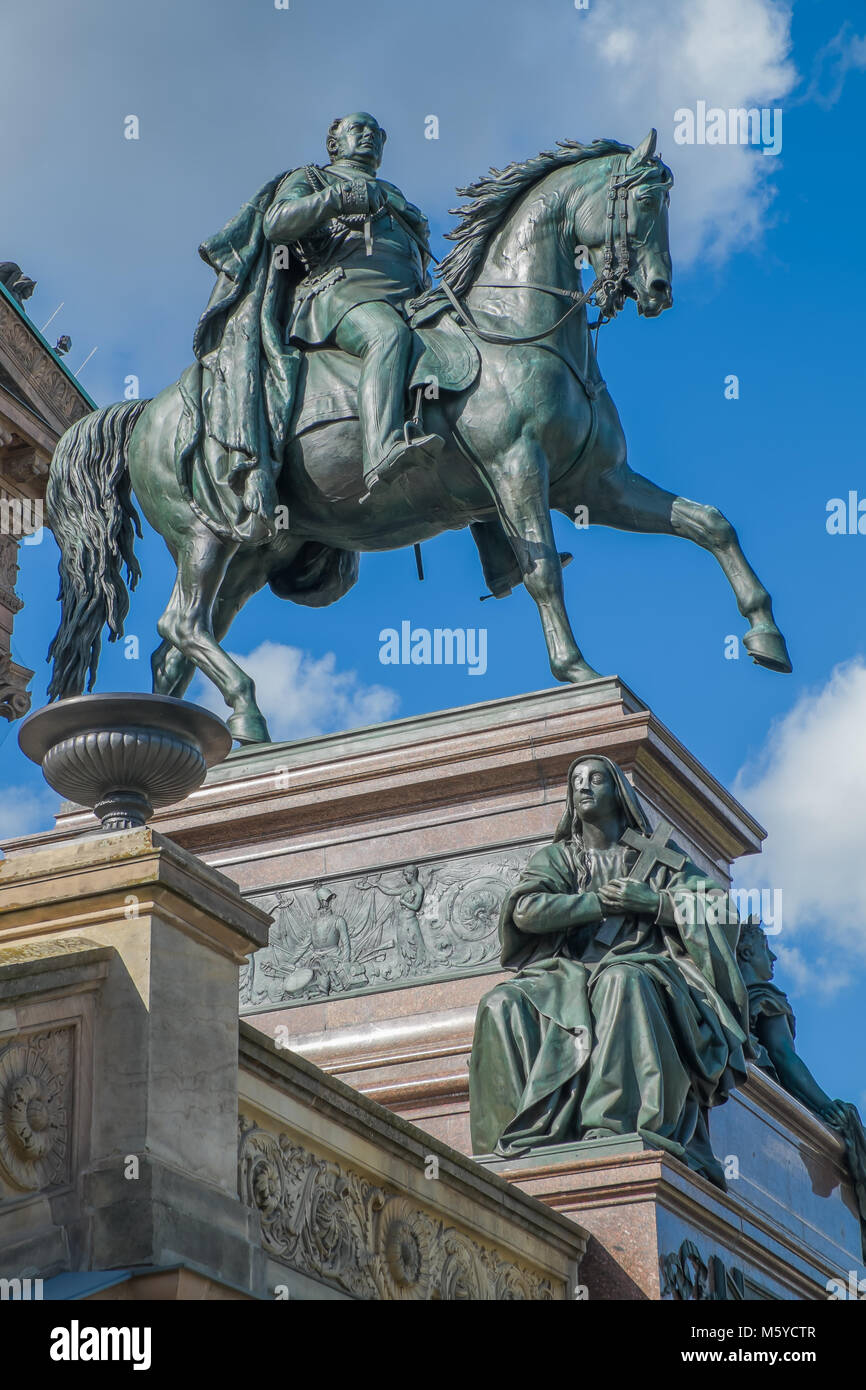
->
[{"left": 469, "top": 831, "right": 749, "bottom": 1186}]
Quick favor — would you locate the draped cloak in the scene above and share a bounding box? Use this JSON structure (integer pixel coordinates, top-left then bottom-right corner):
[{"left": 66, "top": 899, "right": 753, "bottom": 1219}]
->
[
  {"left": 175, "top": 171, "right": 300, "bottom": 542},
  {"left": 174, "top": 166, "right": 432, "bottom": 543},
  {"left": 469, "top": 759, "right": 749, "bottom": 1187},
  {"left": 174, "top": 173, "right": 361, "bottom": 606}
]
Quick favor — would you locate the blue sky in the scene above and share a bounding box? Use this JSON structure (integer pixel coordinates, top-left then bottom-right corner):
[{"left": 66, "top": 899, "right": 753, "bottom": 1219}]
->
[{"left": 3, "top": 0, "right": 866, "bottom": 1101}]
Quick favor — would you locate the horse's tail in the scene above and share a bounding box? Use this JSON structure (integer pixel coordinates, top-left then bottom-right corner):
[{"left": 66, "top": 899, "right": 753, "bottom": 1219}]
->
[{"left": 46, "top": 399, "right": 151, "bottom": 700}]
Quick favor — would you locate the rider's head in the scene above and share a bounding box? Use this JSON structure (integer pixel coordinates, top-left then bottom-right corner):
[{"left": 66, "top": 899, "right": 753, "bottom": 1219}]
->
[{"left": 327, "top": 112, "right": 386, "bottom": 172}]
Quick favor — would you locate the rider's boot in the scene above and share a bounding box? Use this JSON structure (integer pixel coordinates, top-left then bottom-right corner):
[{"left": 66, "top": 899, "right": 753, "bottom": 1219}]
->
[
  {"left": 361, "top": 429, "right": 445, "bottom": 498},
  {"left": 486, "top": 550, "right": 574, "bottom": 599}
]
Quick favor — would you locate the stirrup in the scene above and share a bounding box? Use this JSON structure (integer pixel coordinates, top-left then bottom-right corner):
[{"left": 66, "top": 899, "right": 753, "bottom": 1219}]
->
[
  {"left": 359, "top": 433, "right": 444, "bottom": 501},
  {"left": 359, "top": 440, "right": 411, "bottom": 500}
]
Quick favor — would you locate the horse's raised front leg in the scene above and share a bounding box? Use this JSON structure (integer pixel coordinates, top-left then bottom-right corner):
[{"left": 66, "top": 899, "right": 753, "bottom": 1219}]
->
[
  {"left": 574, "top": 464, "right": 792, "bottom": 673},
  {"left": 155, "top": 526, "right": 272, "bottom": 743},
  {"left": 492, "top": 444, "right": 600, "bottom": 683},
  {"left": 671, "top": 496, "right": 791, "bottom": 671}
]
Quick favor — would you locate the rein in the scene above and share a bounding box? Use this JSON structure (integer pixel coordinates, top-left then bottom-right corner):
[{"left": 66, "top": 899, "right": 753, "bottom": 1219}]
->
[
  {"left": 436, "top": 274, "right": 601, "bottom": 346},
  {"left": 393, "top": 155, "right": 643, "bottom": 348}
]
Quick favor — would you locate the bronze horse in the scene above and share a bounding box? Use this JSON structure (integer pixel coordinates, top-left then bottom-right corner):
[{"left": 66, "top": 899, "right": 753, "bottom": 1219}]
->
[{"left": 46, "top": 132, "right": 791, "bottom": 742}]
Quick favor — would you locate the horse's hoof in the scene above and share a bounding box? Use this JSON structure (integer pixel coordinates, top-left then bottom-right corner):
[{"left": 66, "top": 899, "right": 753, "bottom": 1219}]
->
[
  {"left": 228, "top": 711, "right": 272, "bottom": 744},
  {"left": 743, "top": 625, "right": 792, "bottom": 674},
  {"left": 553, "top": 660, "right": 604, "bottom": 685}
]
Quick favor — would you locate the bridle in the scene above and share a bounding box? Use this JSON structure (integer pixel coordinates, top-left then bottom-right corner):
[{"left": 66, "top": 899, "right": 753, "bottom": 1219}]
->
[
  {"left": 426, "top": 154, "right": 667, "bottom": 347},
  {"left": 421, "top": 157, "right": 669, "bottom": 543},
  {"left": 597, "top": 157, "right": 645, "bottom": 320}
]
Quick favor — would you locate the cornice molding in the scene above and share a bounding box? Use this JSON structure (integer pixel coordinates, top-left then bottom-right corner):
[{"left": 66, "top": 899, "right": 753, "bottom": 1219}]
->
[{"left": 0, "top": 284, "right": 93, "bottom": 441}]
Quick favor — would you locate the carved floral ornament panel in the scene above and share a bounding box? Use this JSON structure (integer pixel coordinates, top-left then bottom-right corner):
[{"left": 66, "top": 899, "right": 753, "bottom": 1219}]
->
[
  {"left": 659, "top": 1238, "right": 774, "bottom": 1301},
  {"left": 238, "top": 1116, "right": 558, "bottom": 1301},
  {"left": 241, "top": 846, "right": 536, "bottom": 1010},
  {"left": 0, "top": 1028, "right": 72, "bottom": 1194}
]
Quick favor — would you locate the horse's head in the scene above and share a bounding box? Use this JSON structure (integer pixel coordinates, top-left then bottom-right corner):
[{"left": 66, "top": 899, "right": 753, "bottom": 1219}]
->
[
  {"left": 576, "top": 131, "right": 674, "bottom": 320},
  {"left": 435, "top": 132, "right": 674, "bottom": 325}
]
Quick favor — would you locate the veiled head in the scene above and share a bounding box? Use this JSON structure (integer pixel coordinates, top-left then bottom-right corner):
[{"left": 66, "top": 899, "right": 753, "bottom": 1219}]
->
[
  {"left": 570, "top": 758, "right": 620, "bottom": 825},
  {"left": 554, "top": 754, "right": 651, "bottom": 844}
]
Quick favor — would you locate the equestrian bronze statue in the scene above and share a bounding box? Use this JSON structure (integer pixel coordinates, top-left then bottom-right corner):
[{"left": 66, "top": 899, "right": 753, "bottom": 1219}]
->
[{"left": 45, "top": 113, "right": 792, "bottom": 743}]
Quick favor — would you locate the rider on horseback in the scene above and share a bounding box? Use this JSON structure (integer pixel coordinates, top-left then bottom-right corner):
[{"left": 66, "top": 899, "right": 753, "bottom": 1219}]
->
[
  {"left": 45, "top": 126, "right": 794, "bottom": 730},
  {"left": 264, "top": 112, "right": 445, "bottom": 496}
]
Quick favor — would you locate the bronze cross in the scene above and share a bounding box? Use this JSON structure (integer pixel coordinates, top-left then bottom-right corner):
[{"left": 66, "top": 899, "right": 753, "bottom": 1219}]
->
[{"left": 622, "top": 819, "right": 686, "bottom": 881}]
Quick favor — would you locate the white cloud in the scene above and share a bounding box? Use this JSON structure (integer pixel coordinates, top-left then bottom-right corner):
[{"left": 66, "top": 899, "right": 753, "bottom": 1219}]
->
[
  {"left": 0, "top": 784, "right": 58, "bottom": 843},
  {"left": 772, "top": 944, "right": 852, "bottom": 1002},
  {"left": 1, "top": 0, "right": 800, "bottom": 350},
  {"left": 734, "top": 660, "right": 866, "bottom": 981},
  {"left": 802, "top": 24, "right": 866, "bottom": 108},
  {"left": 579, "top": 0, "right": 798, "bottom": 264},
  {"left": 600, "top": 29, "right": 639, "bottom": 65},
  {"left": 192, "top": 641, "right": 400, "bottom": 742}
]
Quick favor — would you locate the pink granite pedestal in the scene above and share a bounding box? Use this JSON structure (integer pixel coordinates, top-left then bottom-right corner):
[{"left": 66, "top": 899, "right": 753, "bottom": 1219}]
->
[
  {"left": 476, "top": 1064, "right": 865, "bottom": 1302},
  {"left": 6, "top": 680, "right": 860, "bottom": 1300},
  {"left": 7, "top": 676, "right": 764, "bottom": 1149}
]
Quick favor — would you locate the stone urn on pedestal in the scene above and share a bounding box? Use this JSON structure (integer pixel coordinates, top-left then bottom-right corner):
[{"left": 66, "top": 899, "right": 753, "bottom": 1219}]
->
[{"left": 18, "top": 692, "right": 232, "bottom": 829}]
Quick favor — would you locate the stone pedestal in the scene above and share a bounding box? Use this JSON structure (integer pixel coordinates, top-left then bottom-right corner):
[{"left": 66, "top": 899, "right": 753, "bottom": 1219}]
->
[
  {"left": 0, "top": 824, "right": 589, "bottom": 1301},
  {"left": 2, "top": 677, "right": 766, "bottom": 1160},
  {"left": 0, "top": 827, "right": 271, "bottom": 1292},
  {"left": 237, "top": 1025, "right": 587, "bottom": 1301},
  {"left": 477, "top": 1063, "right": 865, "bottom": 1300},
  {"left": 4, "top": 681, "right": 861, "bottom": 1300}
]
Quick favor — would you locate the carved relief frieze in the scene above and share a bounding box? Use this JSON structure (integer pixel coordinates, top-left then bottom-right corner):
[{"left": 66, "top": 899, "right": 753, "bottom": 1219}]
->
[
  {"left": 0, "top": 1028, "right": 73, "bottom": 1193},
  {"left": 238, "top": 1116, "right": 557, "bottom": 1300},
  {"left": 241, "top": 846, "right": 536, "bottom": 1010},
  {"left": 659, "top": 1238, "right": 774, "bottom": 1301}
]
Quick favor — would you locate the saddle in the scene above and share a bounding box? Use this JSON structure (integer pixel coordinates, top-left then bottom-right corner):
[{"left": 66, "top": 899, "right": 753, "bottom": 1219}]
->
[{"left": 291, "top": 308, "right": 480, "bottom": 438}]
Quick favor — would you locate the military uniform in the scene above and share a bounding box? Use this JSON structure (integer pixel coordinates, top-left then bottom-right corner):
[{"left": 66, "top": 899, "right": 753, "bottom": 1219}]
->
[
  {"left": 264, "top": 160, "right": 430, "bottom": 341},
  {"left": 263, "top": 158, "right": 442, "bottom": 486}
]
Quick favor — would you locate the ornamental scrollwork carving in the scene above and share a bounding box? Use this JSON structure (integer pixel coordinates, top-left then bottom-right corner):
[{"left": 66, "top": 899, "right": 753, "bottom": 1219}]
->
[
  {"left": 241, "top": 848, "right": 533, "bottom": 1009},
  {"left": 238, "top": 1116, "right": 556, "bottom": 1301},
  {"left": 0, "top": 533, "right": 19, "bottom": 597},
  {"left": 659, "top": 1239, "right": 773, "bottom": 1301},
  {"left": 0, "top": 1029, "right": 72, "bottom": 1192},
  {"left": 0, "top": 648, "right": 32, "bottom": 722}
]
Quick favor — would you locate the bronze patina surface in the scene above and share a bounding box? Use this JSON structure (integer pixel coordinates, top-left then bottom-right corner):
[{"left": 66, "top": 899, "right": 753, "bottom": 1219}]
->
[
  {"left": 469, "top": 754, "right": 749, "bottom": 1187},
  {"left": 44, "top": 118, "right": 791, "bottom": 743}
]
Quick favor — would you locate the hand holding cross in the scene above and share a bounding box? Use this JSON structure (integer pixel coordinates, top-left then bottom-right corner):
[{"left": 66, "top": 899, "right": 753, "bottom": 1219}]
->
[
  {"left": 622, "top": 819, "right": 686, "bottom": 881},
  {"left": 597, "top": 818, "right": 686, "bottom": 917}
]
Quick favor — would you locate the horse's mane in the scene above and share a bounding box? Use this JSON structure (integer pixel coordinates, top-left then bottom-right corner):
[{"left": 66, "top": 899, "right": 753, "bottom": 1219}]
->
[{"left": 437, "top": 138, "right": 644, "bottom": 297}]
